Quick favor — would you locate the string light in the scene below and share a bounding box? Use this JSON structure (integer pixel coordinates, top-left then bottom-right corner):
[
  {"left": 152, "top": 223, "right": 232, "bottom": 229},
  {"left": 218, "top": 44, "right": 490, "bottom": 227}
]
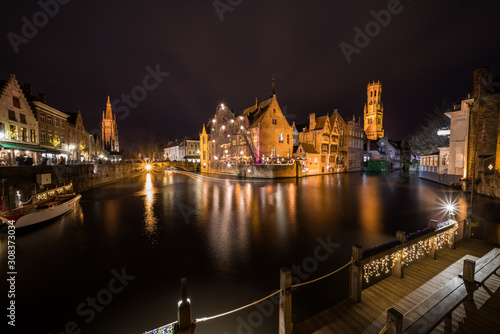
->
[{"left": 362, "top": 223, "right": 458, "bottom": 282}]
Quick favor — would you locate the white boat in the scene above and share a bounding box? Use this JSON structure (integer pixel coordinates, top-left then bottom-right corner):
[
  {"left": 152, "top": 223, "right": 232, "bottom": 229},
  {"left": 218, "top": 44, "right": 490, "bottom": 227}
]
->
[{"left": 1, "top": 184, "right": 81, "bottom": 228}]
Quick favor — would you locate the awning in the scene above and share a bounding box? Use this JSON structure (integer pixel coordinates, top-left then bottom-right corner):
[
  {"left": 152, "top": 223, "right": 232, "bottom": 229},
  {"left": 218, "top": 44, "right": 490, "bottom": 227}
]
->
[
  {"left": 42, "top": 148, "right": 70, "bottom": 155},
  {"left": 0, "top": 143, "right": 45, "bottom": 152}
]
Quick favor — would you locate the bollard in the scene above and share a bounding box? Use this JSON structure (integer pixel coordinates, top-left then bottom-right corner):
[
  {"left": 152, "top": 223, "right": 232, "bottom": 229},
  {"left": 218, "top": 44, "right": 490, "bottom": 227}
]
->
[
  {"left": 463, "top": 259, "right": 477, "bottom": 301},
  {"left": 386, "top": 308, "right": 403, "bottom": 334},
  {"left": 279, "top": 268, "right": 292, "bottom": 334},
  {"left": 349, "top": 245, "right": 363, "bottom": 302},
  {"left": 177, "top": 278, "right": 193, "bottom": 334}
]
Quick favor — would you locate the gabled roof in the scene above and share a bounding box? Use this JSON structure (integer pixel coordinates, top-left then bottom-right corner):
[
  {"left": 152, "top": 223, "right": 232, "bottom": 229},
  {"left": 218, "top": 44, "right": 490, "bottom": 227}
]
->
[
  {"left": 239, "top": 96, "right": 274, "bottom": 128},
  {"left": 298, "top": 143, "right": 318, "bottom": 154}
]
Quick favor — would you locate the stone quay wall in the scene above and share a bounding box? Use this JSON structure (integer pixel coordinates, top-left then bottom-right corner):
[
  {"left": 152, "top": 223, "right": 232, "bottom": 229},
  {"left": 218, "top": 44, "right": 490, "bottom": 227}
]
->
[
  {"left": 0, "top": 163, "right": 144, "bottom": 211},
  {"left": 206, "top": 161, "right": 302, "bottom": 178}
]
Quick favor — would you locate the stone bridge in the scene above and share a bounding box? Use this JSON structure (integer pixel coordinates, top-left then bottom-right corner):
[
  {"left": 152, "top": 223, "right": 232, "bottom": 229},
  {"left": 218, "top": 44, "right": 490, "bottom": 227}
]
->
[{"left": 150, "top": 161, "right": 199, "bottom": 172}]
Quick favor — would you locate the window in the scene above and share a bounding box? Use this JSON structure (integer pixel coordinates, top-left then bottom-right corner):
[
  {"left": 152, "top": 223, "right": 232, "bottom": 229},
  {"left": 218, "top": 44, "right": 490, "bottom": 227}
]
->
[
  {"left": 61, "top": 134, "right": 64, "bottom": 143},
  {"left": 0, "top": 123, "right": 4, "bottom": 138},
  {"left": 321, "top": 155, "right": 326, "bottom": 163},
  {"left": 272, "top": 119, "right": 277, "bottom": 125},
  {"left": 55, "top": 119, "right": 59, "bottom": 127},
  {"left": 368, "top": 119, "right": 372, "bottom": 124},
  {"left": 61, "top": 121, "right": 64, "bottom": 129},
  {"left": 370, "top": 91, "right": 373, "bottom": 97},
  {"left": 322, "top": 144, "right": 328, "bottom": 153},
  {"left": 48, "top": 130, "right": 52, "bottom": 143},
  {"left": 47, "top": 116, "right": 52, "bottom": 125},
  {"left": 12, "top": 96, "right": 20, "bottom": 108},
  {"left": 253, "top": 132, "right": 258, "bottom": 143},
  {"left": 20, "top": 113, "right": 27, "bottom": 124},
  {"left": 287, "top": 149, "right": 290, "bottom": 158},
  {"left": 287, "top": 134, "right": 289, "bottom": 144},
  {"left": 41, "top": 129, "right": 46, "bottom": 142},
  {"left": 8, "top": 110, "right": 17, "bottom": 121},
  {"left": 374, "top": 90, "right": 377, "bottom": 97},
  {"left": 31, "top": 129, "right": 36, "bottom": 142},
  {"left": 10, "top": 125, "right": 17, "bottom": 140},
  {"left": 40, "top": 114, "right": 45, "bottom": 123},
  {"left": 273, "top": 109, "right": 276, "bottom": 114},
  {"left": 377, "top": 118, "right": 381, "bottom": 124},
  {"left": 271, "top": 147, "right": 276, "bottom": 157},
  {"left": 20, "top": 127, "right": 27, "bottom": 141},
  {"left": 278, "top": 133, "right": 283, "bottom": 143},
  {"left": 315, "top": 157, "right": 318, "bottom": 164}
]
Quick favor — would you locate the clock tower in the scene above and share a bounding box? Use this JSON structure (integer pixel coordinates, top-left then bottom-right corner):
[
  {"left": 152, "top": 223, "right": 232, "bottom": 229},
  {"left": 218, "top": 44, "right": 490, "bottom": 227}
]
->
[{"left": 363, "top": 81, "right": 384, "bottom": 140}]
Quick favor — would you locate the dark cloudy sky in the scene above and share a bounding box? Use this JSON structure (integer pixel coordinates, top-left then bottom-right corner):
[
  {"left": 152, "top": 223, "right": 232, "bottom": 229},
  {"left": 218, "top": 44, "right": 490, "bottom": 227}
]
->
[{"left": 1, "top": 0, "right": 500, "bottom": 152}]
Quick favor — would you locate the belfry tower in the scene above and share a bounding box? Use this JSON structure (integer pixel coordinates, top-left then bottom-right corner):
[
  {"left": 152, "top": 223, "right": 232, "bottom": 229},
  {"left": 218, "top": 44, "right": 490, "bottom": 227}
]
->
[
  {"left": 101, "top": 96, "right": 120, "bottom": 152},
  {"left": 363, "top": 81, "right": 384, "bottom": 140}
]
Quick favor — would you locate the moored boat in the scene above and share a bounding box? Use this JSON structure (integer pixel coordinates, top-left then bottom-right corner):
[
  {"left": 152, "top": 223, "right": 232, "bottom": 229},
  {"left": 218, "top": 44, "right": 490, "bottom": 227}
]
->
[{"left": 1, "top": 184, "right": 81, "bottom": 228}]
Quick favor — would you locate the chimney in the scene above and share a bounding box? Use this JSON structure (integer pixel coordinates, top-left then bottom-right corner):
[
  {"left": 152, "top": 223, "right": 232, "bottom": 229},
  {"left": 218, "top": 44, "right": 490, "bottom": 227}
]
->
[
  {"left": 24, "top": 83, "right": 32, "bottom": 95},
  {"left": 472, "top": 67, "right": 489, "bottom": 98},
  {"left": 309, "top": 113, "right": 316, "bottom": 129},
  {"left": 39, "top": 93, "right": 46, "bottom": 104}
]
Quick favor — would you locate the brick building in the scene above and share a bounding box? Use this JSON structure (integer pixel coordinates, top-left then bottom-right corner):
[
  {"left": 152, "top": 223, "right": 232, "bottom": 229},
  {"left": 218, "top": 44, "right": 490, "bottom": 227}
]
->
[{"left": 0, "top": 75, "right": 41, "bottom": 165}]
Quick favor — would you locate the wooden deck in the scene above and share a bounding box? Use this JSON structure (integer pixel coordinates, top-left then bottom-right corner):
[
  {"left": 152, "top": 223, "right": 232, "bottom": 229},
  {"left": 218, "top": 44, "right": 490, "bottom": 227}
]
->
[{"left": 294, "top": 239, "right": 500, "bottom": 334}]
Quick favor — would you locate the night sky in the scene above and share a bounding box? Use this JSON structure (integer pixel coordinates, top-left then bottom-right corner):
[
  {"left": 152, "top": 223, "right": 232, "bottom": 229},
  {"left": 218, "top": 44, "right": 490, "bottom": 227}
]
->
[{"left": 2, "top": 0, "right": 500, "bottom": 152}]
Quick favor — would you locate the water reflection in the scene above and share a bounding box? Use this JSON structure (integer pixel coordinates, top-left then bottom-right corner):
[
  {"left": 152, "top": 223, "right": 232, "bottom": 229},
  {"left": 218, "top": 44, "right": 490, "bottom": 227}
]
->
[
  {"left": 359, "top": 175, "right": 382, "bottom": 234},
  {"left": 143, "top": 173, "right": 159, "bottom": 240}
]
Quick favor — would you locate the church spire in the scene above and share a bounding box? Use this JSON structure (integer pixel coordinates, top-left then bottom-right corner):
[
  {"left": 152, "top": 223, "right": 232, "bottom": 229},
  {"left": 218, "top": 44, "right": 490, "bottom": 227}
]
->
[
  {"left": 271, "top": 75, "right": 276, "bottom": 97},
  {"left": 105, "top": 95, "right": 113, "bottom": 119}
]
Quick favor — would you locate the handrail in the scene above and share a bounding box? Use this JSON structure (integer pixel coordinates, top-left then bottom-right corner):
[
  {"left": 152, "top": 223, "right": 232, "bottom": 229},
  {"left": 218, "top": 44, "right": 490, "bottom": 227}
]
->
[{"left": 360, "top": 220, "right": 461, "bottom": 266}]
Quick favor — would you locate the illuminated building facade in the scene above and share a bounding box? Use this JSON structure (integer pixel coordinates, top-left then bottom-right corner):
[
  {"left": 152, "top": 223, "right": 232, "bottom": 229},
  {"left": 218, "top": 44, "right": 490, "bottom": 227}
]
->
[
  {"left": 102, "top": 96, "right": 120, "bottom": 153},
  {"left": 364, "top": 81, "right": 384, "bottom": 140}
]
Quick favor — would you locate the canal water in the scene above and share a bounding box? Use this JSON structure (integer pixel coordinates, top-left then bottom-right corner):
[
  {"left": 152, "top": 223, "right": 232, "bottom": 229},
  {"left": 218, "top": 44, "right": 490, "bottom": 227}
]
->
[{"left": 0, "top": 171, "right": 493, "bottom": 333}]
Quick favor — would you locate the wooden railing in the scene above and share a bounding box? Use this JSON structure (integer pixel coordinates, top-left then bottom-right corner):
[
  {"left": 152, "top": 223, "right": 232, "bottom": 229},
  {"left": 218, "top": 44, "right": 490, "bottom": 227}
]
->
[{"left": 349, "top": 219, "right": 469, "bottom": 302}]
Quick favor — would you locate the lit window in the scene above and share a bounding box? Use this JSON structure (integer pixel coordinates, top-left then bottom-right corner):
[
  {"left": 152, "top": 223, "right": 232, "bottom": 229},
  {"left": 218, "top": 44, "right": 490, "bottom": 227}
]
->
[
  {"left": 30, "top": 129, "right": 36, "bottom": 142},
  {"left": 278, "top": 133, "right": 283, "bottom": 143}
]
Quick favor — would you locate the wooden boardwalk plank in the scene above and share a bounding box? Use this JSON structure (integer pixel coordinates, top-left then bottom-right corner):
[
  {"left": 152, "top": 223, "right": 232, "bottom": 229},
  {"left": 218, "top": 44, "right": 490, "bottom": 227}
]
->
[{"left": 294, "top": 239, "right": 500, "bottom": 334}]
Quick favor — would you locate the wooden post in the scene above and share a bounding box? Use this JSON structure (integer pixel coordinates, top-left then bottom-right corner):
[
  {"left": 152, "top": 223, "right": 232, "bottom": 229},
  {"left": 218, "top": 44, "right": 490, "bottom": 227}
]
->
[
  {"left": 448, "top": 226, "right": 456, "bottom": 249},
  {"left": 464, "top": 218, "right": 472, "bottom": 239},
  {"left": 177, "top": 278, "right": 193, "bottom": 334},
  {"left": 429, "top": 219, "right": 439, "bottom": 230},
  {"left": 427, "top": 236, "right": 437, "bottom": 260},
  {"left": 463, "top": 259, "right": 477, "bottom": 301},
  {"left": 393, "top": 250, "right": 404, "bottom": 278},
  {"left": 279, "top": 267, "right": 292, "bottom": 334},
  {"left": 349, "top": 245, "right": 363, "bottom": 302},
  {"left": 386, "top": 308, "right": 403, "bottom": 334}
]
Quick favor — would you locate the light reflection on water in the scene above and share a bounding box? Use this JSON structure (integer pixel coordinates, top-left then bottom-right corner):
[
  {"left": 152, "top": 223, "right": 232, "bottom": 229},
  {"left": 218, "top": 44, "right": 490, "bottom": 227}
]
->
[{"left": 143, "top": 173, "right": 159, "bottom": 241}]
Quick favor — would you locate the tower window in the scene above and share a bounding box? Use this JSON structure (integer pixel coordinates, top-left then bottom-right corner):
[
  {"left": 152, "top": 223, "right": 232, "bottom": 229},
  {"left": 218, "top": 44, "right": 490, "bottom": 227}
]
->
[
  {"left": 370, "top": 91, "right": 373, "bottom": 97},
  {"left": 374, "top": 90, "right": 377, "bottom": 97}
]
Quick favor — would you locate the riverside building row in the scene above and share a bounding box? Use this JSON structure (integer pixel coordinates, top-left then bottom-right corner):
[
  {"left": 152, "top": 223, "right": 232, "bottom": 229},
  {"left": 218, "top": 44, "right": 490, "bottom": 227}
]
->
[
  {"left": 197, "top": 83, "right": 392, "bottom": 176},
  {"left": 0, "top": 74, "right": 120, "bottom": 165}
]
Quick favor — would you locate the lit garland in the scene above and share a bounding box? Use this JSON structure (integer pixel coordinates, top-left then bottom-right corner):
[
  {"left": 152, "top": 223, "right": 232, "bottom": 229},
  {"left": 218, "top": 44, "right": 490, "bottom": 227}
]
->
[
  {"left": 363, "top": 255, "right": 390, "bottom": 283},
  {"left": 144, "top": 324, "right": 176, "bottom": 334},
  {"left": 362, "top": 224, "right": 458, "bottom": 283}
]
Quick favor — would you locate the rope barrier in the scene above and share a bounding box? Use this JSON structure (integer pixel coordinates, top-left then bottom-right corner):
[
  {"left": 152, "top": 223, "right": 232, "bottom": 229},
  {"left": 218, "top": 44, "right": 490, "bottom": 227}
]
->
[
  {"left": 20, "top": 195, "right": 34, "bottom": 205},
  {"left": 378, "top": 319, "right": 392, "bottom": 334},
  {"left": 291, "top": 259, "right": 355, "bottom": 288},
  {"left": 195, "top": 289, "right": 282, "bottom": 323},
  {"left": 144, "top": 320, "right": 178, "bottom": 334}
]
